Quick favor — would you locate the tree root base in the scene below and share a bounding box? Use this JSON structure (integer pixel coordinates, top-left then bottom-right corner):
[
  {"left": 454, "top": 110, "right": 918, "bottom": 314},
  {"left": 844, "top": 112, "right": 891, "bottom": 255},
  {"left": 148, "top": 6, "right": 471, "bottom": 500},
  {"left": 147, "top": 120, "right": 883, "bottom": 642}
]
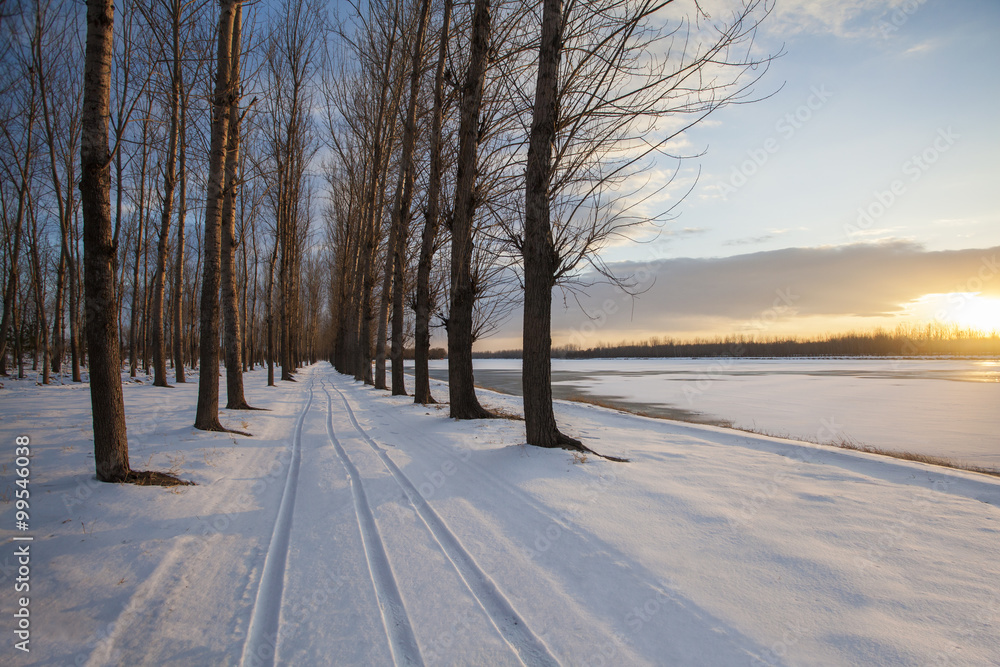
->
[
  {"left": 530, "top": 432, "right": 630, "bottom": 463},
  {"left": 101, "top": 469, "right": 195, "bottom": 487},
  {"left": 226, "top": 401, "right": 267, "bottom": 411}
]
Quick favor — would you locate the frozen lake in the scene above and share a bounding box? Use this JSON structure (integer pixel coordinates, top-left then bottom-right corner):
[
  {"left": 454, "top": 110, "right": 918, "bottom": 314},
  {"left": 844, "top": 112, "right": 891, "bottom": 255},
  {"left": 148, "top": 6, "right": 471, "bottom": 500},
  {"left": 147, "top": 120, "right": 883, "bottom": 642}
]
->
[{"left": 424, "top": 358, "right": 1000, "bottom": 471}]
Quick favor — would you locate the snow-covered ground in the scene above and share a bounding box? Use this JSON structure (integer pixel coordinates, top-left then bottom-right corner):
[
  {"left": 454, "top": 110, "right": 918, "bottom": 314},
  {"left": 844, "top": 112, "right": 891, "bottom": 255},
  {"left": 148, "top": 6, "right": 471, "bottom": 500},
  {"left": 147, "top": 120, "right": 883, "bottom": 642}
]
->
[
  {"left": 2, "top": 363, "right": 999, "bottom": 665},
  {"left": 428, "top": 358, "right": 1000, "bottom": 470}
]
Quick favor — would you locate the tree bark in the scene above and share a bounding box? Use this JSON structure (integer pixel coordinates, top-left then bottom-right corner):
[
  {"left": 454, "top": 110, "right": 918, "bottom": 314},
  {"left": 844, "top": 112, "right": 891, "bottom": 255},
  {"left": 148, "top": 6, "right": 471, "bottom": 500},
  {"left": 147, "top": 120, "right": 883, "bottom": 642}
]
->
[
  {"left": 387, "top": 0, "right": 431, "bottom": 397},
  {"left": 522, "top": 0, "right": 580, "bottom": 448},
  {"left": 81, "top": 0, "right": 131, "bottom": 480},
  {"left": 413, "top": 0, "right": 451, "bottom": 404},
  {"left": 0, "top": 85, "right": 33, "bottom": 377},
  {"left": 447, "top": 0, "right": 491, "bottom": 419},
  {"left": 152, "top": 0, "right": 182, "bottom": 388},
  {"left": 220, "top": 3, "right": 252, "bottom": 408},
  {"left": 194, "top": 0, "right": 240, "bottom": 431},
  {"left": 266, "top": 240, "right": 277, "bottom": 386},
  {"left": 128, "top": 96, "right": 152, "bottom": 378},
  {"left": 172, "top": 77, "right": 188, "bottom": 383},
  {"left": 375, "top": 221, "right": 393, "bottom": 389},
  {"left": 26, "top": 200, "right": 50, "bottom": 385}
]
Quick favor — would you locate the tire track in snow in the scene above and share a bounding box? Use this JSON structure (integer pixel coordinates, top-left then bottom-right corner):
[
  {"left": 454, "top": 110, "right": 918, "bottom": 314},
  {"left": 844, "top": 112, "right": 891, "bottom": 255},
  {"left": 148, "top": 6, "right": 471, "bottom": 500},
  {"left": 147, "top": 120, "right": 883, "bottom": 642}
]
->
[
  {"left": 319, "top": 379, "right": 424, "bottom": 667},
  {"left": 327, "top": 375, "right": 560, "bottom": 667},
  {"left": 239, "top": 371, "right": 314, "bottom": 667},
  {"left": 363, "top": 382, "right": 597, "bottom": 545}
]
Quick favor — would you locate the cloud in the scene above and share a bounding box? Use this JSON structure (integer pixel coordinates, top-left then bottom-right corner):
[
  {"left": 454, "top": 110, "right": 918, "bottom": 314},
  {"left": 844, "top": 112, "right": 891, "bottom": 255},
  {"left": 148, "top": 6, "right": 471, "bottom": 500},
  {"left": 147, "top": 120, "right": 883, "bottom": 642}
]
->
[
  {"left": 548, "top": 241, "right": 1000, "bottom": 338},
  {"left": 723, "top": 234, "right": 773, "bottom": 246},
  {"left": 762, "top": 0, "right": 913, "bottom": 39}
]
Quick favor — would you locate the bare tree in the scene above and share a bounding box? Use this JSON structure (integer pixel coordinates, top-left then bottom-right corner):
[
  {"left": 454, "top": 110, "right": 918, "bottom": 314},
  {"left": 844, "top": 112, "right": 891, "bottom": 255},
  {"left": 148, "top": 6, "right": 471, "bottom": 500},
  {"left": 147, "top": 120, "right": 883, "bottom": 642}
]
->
[
  {"left": 172, "top": 63, "right": 189, "bottom": 382},
  {"left": 520, "top": 0, "right": 774, "bottom": 448},
  {"left": 25, "top": 190, "right": 51, "bottom": 384},
  {"left": 412, "top": 0, "right": 452, "bottom": 404},
  {"left": 32, "top": 0, "right": 83, "bottom": 381},
  {"left": 194, "top": 0, "right": 241, "bottom": 431},
  {"left": 147, "top": 0, "right": 185, "bottom": 388},
  {"left": 447, "top": 0, "right": 493, "bottom": 419},
  {"left": 264, "top": 0, "right": 322, "bottom": 383},
  {"left": 220, "top": 1, "right": 254, "bottom": 408},
  {"left": 0, "top": 20, "right": 36, "bottom": 377},
  {"left": 380, "top": 0, "right": 431, "bottom": 396},
  {"left": 80, "top": 0, "right": 131, "bottom": 480}
]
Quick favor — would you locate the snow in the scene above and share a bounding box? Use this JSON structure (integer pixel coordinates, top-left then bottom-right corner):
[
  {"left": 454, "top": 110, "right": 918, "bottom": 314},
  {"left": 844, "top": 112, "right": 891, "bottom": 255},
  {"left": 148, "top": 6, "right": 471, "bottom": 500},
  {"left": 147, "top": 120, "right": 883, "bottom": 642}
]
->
[
  {"left": 437, "top": 357, "right": 1000, "bottom": 471},
  {"left": 1, "top": 363, "right": 999, "bottom": 665}
]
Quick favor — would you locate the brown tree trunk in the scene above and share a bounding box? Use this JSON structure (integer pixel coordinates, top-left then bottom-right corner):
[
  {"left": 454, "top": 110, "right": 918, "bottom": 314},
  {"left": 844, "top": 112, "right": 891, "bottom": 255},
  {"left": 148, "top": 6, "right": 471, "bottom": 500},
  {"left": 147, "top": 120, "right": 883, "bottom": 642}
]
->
[
  {"left": 413, "top": 0, "right": 451, "bottom": 404},
  {"left": 522, "top": 0, "right": 580, "bottom": 448},
  {"left": 266, "top": 240, "right": 277, "bottom": 386},
  {"left": 51, "top": 252, "right": 65, "bottom": 375},
  {"left": 0, "top": 90, "right": 33, "bottom": 376},
  {"left": 128, "top": 97, "right": 152, "bottom": 378},
  {"left": 375, "top": 229, "right": 392, "bottom": 389},
  {"left": 26, "top": 199, "right": 51, "bottom": 385},
  {"left": 388, "top": 0, "right": 430, "bottom": 397},
  {"left": 152, "top": 0, "right": 182, "bottom": 388},
  {"left": 0, "top": 211, "right": 24, "bottom": 375},
  {"left": 172, "top": 80, "right": 188, "bottom": 383},
  {"left": 195, "top": 0, "right": 240, "bottom": 432},
  {"left": 447, "top": 0, "right": 491, "bottom": 419},
  {"left": 81, "top": 0, "right": 131, "bottom": 480},
  {"left": 69, "top": 205, "right": 82, "bottom": 382},
  {"left": 220, "top": 3, "right": 251, "bottom": 408}
]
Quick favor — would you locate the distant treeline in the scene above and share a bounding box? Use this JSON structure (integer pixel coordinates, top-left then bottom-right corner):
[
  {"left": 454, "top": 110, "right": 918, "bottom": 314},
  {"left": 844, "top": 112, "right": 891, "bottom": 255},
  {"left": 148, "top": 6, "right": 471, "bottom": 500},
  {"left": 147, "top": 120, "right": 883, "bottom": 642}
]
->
[{"left": 474, "top": 325, "right": 1000, "bottom": 359}]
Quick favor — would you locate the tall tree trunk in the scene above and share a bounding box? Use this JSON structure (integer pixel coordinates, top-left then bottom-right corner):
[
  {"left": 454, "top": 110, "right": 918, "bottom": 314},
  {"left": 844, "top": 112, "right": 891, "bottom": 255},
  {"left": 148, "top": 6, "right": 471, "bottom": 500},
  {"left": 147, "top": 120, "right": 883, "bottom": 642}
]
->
[
  {"left": 375, "top": 230, "right": 392, "bottom": 389},
  {"left": 389, "top": 0, "right": 431, "bottom": 397},
  {"left": 447, "top": 0, "right": 491, "bottom": 419},
  {"left": 81, "top": 0, "right": 131, "bottom": 481},
  {"left": 413, "top": 0, "right": 451, "bottom": 404},
  {"left": 128, "top": 100, "right": 151, "bottom": 378},
  {"left": 152, "top": 0, "right": 183, "bottom": 388},
  {"left": 26, "top": 199, "right": 51, "bottom": 385},
  {"left": 172, "top": 81, "right": 189, "bottom": 383},
  {"left": 0, "top": 87, "right": 34, "bottom": 376},
  {"left": 194, "top": 0, "right": 240, "bottom": 432},
  {"left": 0, "top": 216, "right": 24, "bottom": 375},
  {"left": 220, "top": 3, "right": 252, "bottom": 408},
  {"left": 522, "top": 0, "right": 579, "bottom": 448},
  {"left": 14, "top": 295, "right": 25, "bottom": 378},
  {"left": 68, "top": 191, "right": 82, "bottom": 382},
  {"left": 34, "top": 9, "right": 70, "bottom": 378},
  {"left": 266, "top": 241, "right": 277, "bottom": 386},
  {"left": 51, "top": 252, "right": 65, "bottom": 374}
]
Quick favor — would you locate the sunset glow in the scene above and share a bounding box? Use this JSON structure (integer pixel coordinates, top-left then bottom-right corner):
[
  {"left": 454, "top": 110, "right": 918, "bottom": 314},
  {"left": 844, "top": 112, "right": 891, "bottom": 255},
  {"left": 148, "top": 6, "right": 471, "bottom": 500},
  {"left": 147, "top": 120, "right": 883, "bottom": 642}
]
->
[{"left": 907, "top": 293, "right": 1000, "bottom": 333}]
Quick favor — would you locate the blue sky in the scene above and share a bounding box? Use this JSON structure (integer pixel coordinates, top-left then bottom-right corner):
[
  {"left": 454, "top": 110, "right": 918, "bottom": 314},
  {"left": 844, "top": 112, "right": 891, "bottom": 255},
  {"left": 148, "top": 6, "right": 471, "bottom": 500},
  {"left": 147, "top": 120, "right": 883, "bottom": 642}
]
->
[
  {"left": 661, "top": 0, "right": 1000, "bottom": 259},
  {"left": 503, "top": 0, "right": 1000, "bottom": 350}
]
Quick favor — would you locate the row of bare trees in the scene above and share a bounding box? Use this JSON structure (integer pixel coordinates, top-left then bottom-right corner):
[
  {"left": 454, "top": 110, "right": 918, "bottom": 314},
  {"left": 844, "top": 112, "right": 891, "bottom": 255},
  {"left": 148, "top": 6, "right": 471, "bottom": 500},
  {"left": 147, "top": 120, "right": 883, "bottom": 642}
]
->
[
  {"left": 324, "top": 0, "right": 773, "bottom": 447},
  {"left": 4, "top": 0, "right": 331, "bottom": 480},
  {"left": 3, "top": 0, "right": 772, "bottom": 480}
]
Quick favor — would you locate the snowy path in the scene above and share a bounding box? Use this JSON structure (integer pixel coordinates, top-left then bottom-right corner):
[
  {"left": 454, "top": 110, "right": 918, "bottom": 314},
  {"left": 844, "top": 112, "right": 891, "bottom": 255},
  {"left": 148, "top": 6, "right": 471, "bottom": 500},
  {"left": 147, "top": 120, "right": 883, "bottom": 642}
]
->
[{"left": 2, "top": 363, "right": 999, "bottom": 665}]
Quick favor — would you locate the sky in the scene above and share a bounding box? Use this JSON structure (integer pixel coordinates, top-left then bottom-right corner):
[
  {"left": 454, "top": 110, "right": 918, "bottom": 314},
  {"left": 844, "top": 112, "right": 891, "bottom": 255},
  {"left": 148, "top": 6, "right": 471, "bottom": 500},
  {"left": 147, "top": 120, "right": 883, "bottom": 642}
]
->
[{"left": 479, "top": 0, "right": 1000, "bottom": 350}]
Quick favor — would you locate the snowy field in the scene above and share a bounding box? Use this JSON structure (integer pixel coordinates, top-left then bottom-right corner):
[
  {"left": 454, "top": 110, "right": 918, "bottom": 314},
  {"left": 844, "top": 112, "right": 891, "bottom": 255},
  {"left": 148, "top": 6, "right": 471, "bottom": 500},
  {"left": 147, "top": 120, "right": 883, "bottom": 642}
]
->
[
  {"left": 1, "top": 363, "right": 999, "bottom": 665},
  {"left": 426, "top": 358, "right": 1000, "bottom": 471}
]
